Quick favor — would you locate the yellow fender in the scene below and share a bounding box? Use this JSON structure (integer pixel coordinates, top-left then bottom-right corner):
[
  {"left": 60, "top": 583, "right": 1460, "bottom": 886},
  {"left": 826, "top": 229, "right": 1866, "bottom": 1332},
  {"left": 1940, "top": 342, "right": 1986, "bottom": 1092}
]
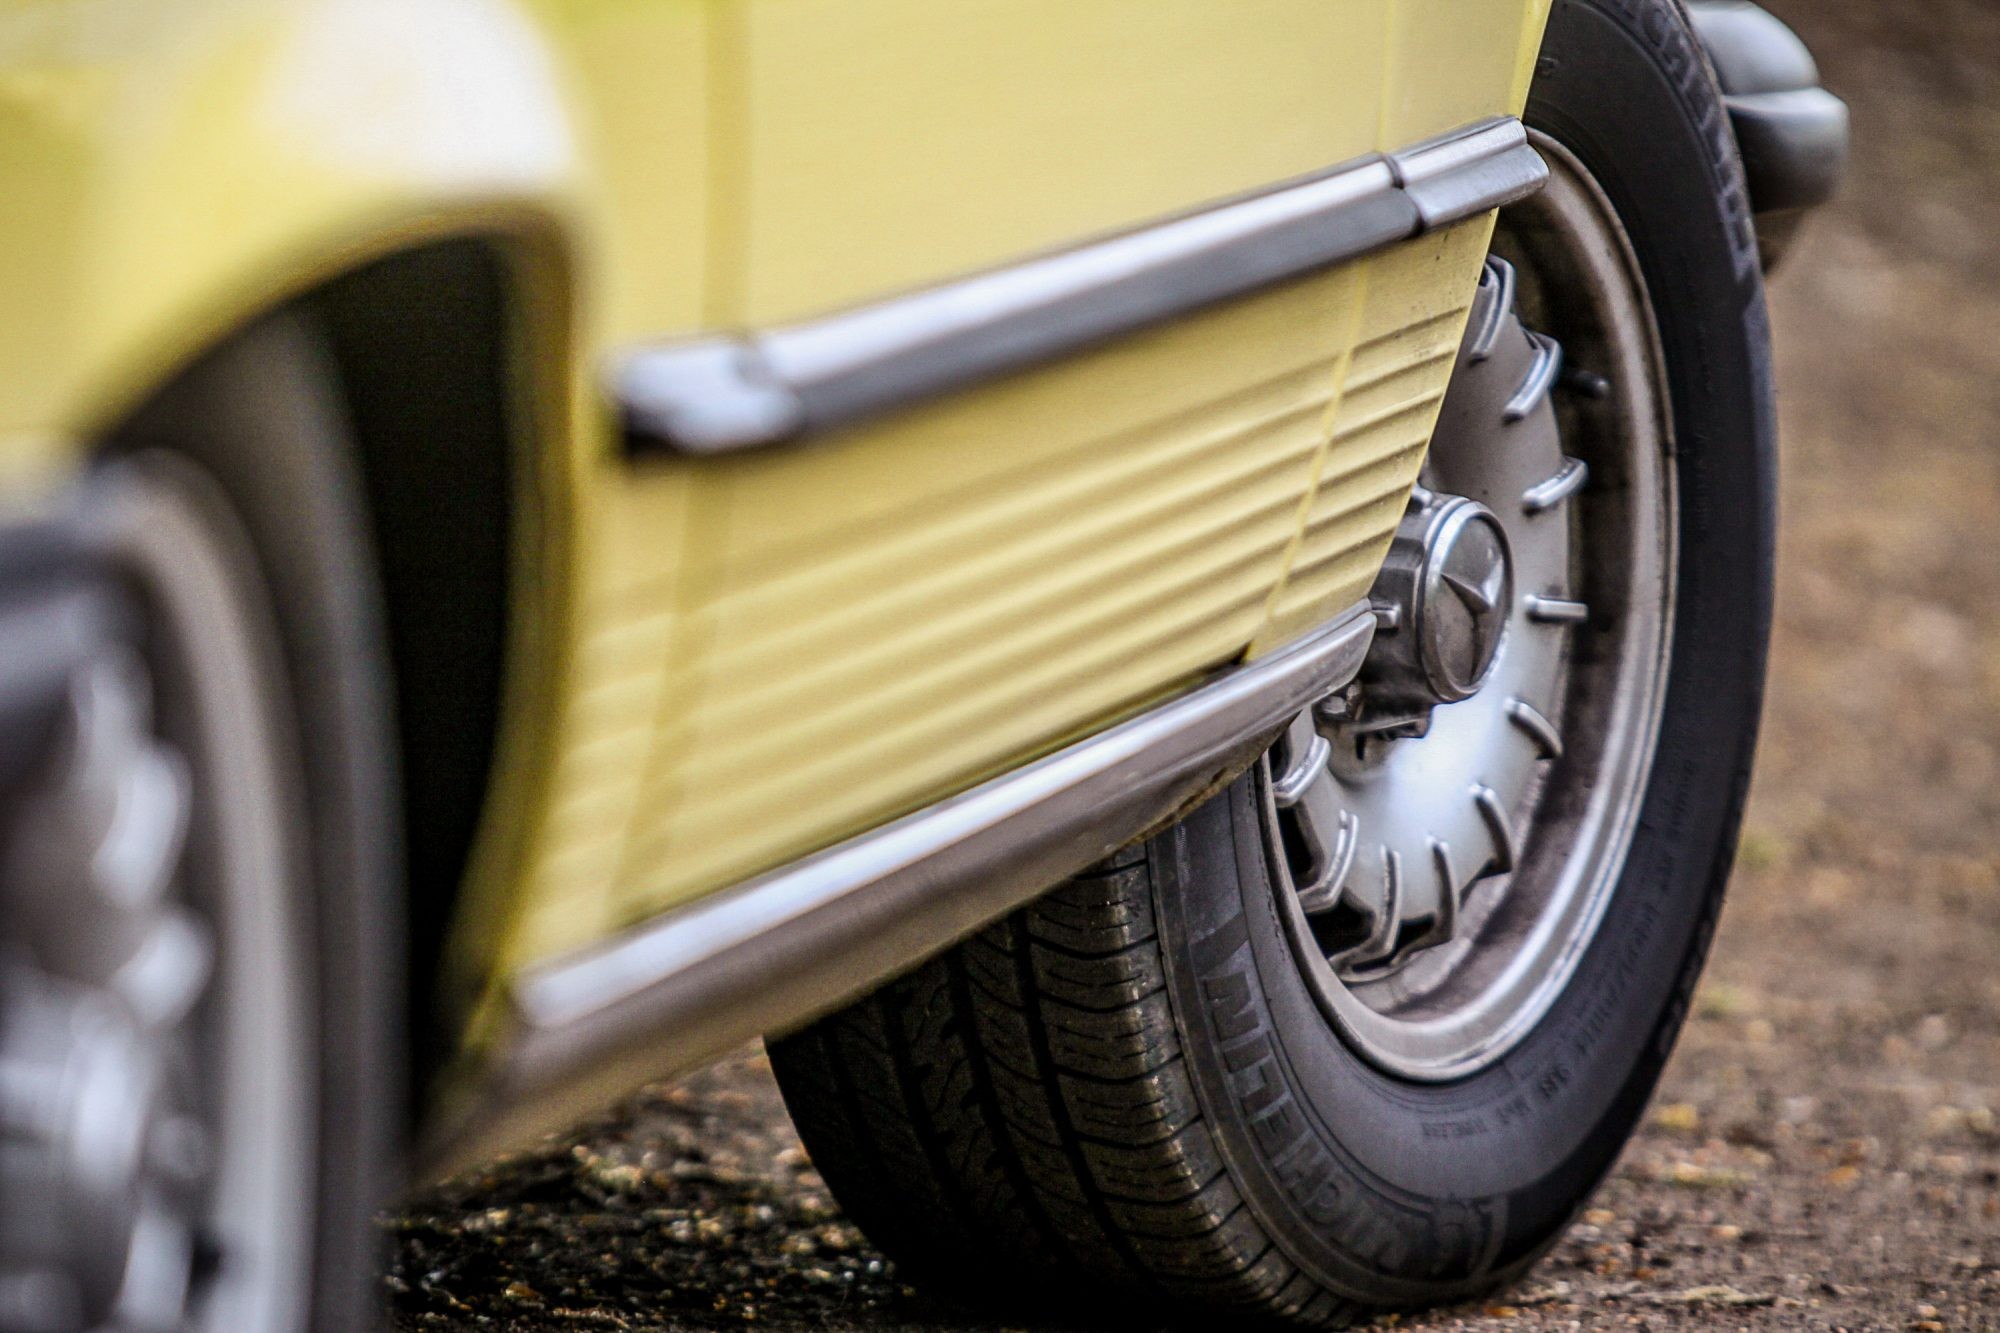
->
[{"left": 0, "top": 0, "right": 593, "bottom": 482}]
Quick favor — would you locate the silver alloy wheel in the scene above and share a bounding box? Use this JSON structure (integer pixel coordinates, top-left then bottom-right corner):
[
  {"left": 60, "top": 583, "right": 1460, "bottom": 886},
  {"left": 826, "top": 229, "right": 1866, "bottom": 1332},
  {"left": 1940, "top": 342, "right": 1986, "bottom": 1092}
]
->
[
  {"left": 1264, "top": 134, "right": 1676, "bottom": 1080},
  {"left": 0, "top": 455, "right": 314, "bottom": 1330}
]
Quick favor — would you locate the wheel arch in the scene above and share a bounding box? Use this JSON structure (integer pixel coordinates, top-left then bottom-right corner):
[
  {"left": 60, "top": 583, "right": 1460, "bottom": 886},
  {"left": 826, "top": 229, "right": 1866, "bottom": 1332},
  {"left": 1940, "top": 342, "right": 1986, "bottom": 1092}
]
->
[
  {"left": 295, "top": 236, "right": 563, "bottom": 1095},
  {"left": 84, "top": 226, "right": 577, "bottom": 1130}
]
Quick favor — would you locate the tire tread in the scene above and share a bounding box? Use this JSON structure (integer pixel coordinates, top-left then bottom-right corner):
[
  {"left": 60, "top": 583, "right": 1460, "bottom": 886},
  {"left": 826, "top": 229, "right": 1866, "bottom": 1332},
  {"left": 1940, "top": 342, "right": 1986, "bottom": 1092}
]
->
[{"left": 773, "top": 861, "right": 1357, "bottom": 1326}]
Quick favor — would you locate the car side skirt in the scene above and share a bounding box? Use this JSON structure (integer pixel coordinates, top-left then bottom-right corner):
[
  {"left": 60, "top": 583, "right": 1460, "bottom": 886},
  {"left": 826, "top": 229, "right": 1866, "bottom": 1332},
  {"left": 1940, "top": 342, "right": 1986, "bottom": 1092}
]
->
[
  {"left": 615, "top": 117, "right": 1546, "bottom": 457},
  {"left": 425, "top": 602, "right": 1375, "bottom": 1176}
]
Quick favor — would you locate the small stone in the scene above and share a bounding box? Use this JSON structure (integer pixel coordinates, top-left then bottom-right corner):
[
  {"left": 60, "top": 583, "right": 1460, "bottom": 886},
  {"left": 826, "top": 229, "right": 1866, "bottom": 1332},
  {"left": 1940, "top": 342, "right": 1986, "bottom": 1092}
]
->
[
  {"left": 1733, "top": 828, "right": 1786, "bottom": 873},
  {"left": 1658, "top": 1284, "right": 1779, "bottom": 1308},
  {"left": 1744, "top": 1018, "right": 1777, "bottom": 1043},
  {"left": 1712, "top": 1224, "right": 1744, "bottom": 1242},
  {"left": 1515, "top": 1280, "right": 1572, "bottom": 1306},
  {"left": 1666, "top": 1161, "right": 1750, "bottom": 1189},
  {"left": 1583, "top": 1208, "right": 1617, "bottom": 1226},
  {"left": 1696, "top": 983, "right": 1757, "bottom": 1020},
  {"left": 1925, "top": 1105, "right": 1966, "bottom": 1138},
  {"left": 1654, "top": 1102, "right": 1701, "bottom": 1134}
]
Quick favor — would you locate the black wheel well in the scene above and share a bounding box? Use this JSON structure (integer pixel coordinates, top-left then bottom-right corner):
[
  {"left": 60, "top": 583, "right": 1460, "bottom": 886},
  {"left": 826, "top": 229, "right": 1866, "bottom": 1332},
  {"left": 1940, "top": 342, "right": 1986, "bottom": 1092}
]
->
[{"left": 298, "top": 237, "right": 520, "bottom": 1088}]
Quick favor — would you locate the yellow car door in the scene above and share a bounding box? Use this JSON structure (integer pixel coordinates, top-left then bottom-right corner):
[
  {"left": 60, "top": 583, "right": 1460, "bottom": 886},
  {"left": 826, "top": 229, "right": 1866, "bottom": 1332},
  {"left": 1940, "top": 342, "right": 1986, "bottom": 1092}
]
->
[{"left": 508, "top": 0, "right": 1552, "bottom": 969}]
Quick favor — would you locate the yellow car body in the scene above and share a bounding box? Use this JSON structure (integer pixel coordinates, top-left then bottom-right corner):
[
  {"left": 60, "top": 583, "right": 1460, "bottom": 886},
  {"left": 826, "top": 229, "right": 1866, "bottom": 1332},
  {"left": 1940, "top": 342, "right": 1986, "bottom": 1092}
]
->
[{"left": 0, "top": 0, "right": 1551, "bottom": 1152}]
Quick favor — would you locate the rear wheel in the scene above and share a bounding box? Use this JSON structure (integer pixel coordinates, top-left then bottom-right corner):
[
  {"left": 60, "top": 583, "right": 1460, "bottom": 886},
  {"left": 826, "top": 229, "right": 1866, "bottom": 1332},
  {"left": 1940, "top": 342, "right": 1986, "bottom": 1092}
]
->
[{"left": 771, "top": 0, "right": 1774, "bottom": 1323}]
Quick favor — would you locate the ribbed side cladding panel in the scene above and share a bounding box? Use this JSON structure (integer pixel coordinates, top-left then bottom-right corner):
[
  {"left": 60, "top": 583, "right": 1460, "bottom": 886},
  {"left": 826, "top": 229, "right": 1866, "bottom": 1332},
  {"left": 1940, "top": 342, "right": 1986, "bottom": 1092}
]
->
[
  {"left": 1258, "top": 220, "right": 1494, "bottom": 647},
  {"left": 600, "top": 265, "right": 1367, "bottom": 924},
  {"left": 497, "top": 223, "right": 1494, "bottom": 966},
  {"left": 494, "top": 476, "right": 707, "bottom": 963}
]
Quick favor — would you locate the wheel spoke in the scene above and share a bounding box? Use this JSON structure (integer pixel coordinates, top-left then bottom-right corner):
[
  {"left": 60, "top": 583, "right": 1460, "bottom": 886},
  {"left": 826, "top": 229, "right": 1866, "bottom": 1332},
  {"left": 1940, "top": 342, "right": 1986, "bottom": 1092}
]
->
[
  {"left": 1331, "top": 846, "right": 1404, "bottom": 971},
  {"left": 1271, "top": 742, "right": 1358, "bottom": 914},
  {"left": 1471, "top": 784, "right": 1519, "bottom": 875},
  {"left": 1289, "top": 797, "right": 1357, "bottom": 914},
  {"left": 110, "top": 910, "right": 213, "bottom": 1032},
  {"left": 1521, "top": 456, "right": 1588, "bottom": 513},
  {"left": 1426, "top": 837, "right": 1460, "bottom": 945},
  {"left": 1505, "top": 697, "right": 1565, "bottom": 760},
  {"left": 1271, "top": 713, "right": 1332, "bottom": 809},
  {"left": 70, "top": 658, "right": 192, "bottom": 916},
  {"left": 1503, "top": 329, "right": 1564, "bottom": 422},
  {"left": 1525, "top": 595, "right": 1589, "bottom": 624},
  {"left": 1464, "top": 257, "right": 1517, "bottom": 364}
]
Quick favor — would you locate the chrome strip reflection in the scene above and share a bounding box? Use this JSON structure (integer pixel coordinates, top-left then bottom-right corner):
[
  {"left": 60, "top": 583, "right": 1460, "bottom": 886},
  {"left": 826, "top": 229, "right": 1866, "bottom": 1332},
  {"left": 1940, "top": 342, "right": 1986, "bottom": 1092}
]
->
[
  {"left": 616, "top": 117, "right": 1545, "bottom": 457},
  {"left": 428, "top": 605, "right": 1376, "bottom": 1174}
]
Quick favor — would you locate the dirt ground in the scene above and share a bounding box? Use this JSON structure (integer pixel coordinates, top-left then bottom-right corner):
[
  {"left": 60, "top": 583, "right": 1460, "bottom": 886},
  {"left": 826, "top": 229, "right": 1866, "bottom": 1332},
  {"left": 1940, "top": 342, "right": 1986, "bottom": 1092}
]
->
[{"left": 386, "top": 3, "right": 2000, "bottom": 1328}]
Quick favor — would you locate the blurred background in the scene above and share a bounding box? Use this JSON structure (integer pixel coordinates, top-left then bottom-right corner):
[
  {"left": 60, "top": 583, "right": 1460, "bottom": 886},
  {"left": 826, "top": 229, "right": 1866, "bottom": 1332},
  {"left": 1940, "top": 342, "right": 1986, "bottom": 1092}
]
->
[{"left": 386, "top": 2, "right": 2000, "bottom": 1327}]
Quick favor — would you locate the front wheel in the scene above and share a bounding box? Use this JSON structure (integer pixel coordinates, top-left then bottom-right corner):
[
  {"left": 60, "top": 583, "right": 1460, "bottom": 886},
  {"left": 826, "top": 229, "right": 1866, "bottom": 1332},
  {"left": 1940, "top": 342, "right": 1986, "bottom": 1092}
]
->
[
  {"left": 0, "top": 322, "right": 401, "bottom": 1331},
  {"left": 771, "top": 0, "right": 1774, "bottom": 1322}
]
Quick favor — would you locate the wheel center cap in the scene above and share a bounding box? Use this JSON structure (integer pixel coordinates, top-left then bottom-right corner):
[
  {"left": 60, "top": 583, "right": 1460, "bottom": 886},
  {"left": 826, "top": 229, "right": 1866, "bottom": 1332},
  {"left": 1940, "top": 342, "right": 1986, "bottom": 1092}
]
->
[
  {"left": 1420, "top": 499, "right": 1512, "bottom": 700},
  {"left": 1353, "top": 491, "right": 1514, "bottom": 728}
]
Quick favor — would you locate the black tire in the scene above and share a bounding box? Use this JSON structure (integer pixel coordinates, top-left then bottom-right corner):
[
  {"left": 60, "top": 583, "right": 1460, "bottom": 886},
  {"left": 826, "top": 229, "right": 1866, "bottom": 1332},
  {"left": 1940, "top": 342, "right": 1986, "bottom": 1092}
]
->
[
  {"left": 112, "top": 318, "right": 403, "bottom": 1330},
  {"left": 772, "top": 0, "right": 1773, "bottom": 1324}
]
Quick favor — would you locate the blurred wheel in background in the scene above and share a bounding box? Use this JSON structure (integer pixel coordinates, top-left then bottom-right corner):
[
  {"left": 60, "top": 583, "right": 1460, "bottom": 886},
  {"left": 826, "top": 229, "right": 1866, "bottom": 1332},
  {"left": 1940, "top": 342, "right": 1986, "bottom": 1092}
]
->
[
  {"left": 0, "top": 322, "right": 399, "bottom": 1331},
  {"left": 770, "top": 0, "right": 1775, "bottom": 1324}
]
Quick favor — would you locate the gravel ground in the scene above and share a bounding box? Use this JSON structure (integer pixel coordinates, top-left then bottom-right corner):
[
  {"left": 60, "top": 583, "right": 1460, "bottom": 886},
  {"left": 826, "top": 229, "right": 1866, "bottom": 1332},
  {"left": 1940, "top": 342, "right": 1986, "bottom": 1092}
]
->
[{"left": 387, "top": 3, "right": 2000, "bottom": 1327}]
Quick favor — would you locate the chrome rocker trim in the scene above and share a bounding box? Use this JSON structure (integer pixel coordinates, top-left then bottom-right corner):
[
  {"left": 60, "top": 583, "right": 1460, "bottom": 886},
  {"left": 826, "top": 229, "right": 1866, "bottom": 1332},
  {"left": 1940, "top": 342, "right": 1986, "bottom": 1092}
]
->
[
  {"left": 429, "top": 604, "right": 1376, "bottom": 1174},
  {"left": 616, "top": 116, "right": 1546, "bottom": 457}
]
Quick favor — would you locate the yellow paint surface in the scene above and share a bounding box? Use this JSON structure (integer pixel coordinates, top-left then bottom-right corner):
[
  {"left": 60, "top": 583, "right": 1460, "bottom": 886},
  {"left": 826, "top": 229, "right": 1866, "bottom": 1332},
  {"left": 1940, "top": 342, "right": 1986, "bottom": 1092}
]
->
[{"left": 0, "top": 0, "right": 1553, "bottom": 1028}]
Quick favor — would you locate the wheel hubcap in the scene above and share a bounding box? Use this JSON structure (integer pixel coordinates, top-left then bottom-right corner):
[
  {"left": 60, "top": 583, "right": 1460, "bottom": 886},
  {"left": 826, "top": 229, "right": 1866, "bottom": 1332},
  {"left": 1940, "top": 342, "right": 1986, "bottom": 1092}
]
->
[
  {"left": 1, "top": 652, "right": 207, "bottom": 1332},
  {"left": 1265, "top": 135, "right": 1675, "bottom": 1079}
]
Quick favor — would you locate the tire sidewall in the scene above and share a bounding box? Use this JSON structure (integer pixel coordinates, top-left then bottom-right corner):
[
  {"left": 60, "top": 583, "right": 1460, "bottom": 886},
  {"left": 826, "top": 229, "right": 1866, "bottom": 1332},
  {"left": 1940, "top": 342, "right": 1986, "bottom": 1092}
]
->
[
  {"left": 114, "top": 318, "right": 403, "bottom": 1331},
  {"left": 1155, "top": 0, "right": 1775, "bottom": 1300}
]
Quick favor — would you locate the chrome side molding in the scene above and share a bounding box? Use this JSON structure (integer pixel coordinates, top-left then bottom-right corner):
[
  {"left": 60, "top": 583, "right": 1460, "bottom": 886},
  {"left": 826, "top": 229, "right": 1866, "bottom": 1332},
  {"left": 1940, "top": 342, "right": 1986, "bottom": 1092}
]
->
[
  {"left": 426, "top": 605, "right": 1376, "bottom": 1175},
  {"left": 616, "top": 117, "right": 1545, "bottom": 457}
]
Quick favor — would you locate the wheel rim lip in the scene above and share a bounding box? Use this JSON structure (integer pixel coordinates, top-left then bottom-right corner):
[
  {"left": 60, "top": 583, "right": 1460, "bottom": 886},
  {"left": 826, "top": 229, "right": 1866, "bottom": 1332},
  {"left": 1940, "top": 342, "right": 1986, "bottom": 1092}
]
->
[
  {"left": 1273, "top": 134, "right": 1678, "bottom": 1080},
  {"left": 81, "top": 455, "right": 316, "bottom": 1331}
]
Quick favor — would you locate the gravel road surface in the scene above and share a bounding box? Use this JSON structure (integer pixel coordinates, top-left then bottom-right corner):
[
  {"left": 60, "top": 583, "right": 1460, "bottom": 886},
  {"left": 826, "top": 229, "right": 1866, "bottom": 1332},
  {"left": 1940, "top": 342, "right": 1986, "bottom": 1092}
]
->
[{"left": 387, "top": 3, "right": 2000, "bottom": 1327}]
